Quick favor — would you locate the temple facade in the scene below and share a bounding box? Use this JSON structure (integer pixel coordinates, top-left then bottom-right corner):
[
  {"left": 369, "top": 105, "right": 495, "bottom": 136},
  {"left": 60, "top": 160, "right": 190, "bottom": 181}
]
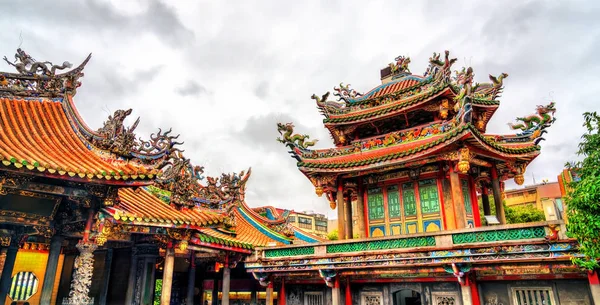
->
[
  {"left": 0, "top": 49, "right": 321, "bottom": 305},
  {"left": 247, "top": 51, "right": 600, "bottom": 305}
]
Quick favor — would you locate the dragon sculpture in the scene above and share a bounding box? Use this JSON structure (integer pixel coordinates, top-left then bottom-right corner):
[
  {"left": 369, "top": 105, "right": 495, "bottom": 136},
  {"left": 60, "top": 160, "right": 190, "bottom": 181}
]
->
[
  {"left": 389, "top": 55, "right": 411, "bottom": 75},
  {"left": 509, "top": 102, "right": 556, "bottom": 143},
  {"left": 92, "top": 109, "right": 140, "bottom": 156},
  {"left": 453, "top": 66, "right": 475, "bottom": 124},
  {"left": 197, "top": 168, "right": 252, "bottom": 228},
  {"left": 155, "top": 152, "right": 205, "bottom": 208},
  {"left": 473, "top": 73, "right": 509, "bottom": 100},
  {"left": 3, "top": 48, "right": 72, "bottom": 76},
  {"left": 311, "top": 92, "right": 346, "bottom": 117},
  {"left": 424, "top": 50, "right": 457, "bottom": 83},
  {"left": 276, "top": 122, "right": 318, "bottom": 150},
  {"left": 333, "top": 82, "right": 363, "bottom": 102}
]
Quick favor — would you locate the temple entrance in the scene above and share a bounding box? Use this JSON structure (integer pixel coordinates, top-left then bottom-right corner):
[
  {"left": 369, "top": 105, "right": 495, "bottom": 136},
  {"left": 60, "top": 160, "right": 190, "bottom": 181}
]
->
[{"left": 393, "top": 289, "right": 422, "bottom": 305}]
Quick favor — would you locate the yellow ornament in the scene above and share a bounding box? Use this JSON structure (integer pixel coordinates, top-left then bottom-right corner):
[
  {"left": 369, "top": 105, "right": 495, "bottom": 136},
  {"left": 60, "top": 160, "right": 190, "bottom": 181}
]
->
[
  {"left": 457, "top": 160, "right": 470, "bottom": 174},
  {"left": 514, "top": 174, "right": 525, "bottom": 185},
  {"left": 329, "top": 201, "right": 336, "bottom": 210}
]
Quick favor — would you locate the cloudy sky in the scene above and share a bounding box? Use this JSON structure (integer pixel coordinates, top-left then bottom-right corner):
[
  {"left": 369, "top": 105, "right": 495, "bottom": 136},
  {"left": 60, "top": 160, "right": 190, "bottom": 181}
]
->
[{"left": 2, "top": 0, "right": 599, "bottom": 218}]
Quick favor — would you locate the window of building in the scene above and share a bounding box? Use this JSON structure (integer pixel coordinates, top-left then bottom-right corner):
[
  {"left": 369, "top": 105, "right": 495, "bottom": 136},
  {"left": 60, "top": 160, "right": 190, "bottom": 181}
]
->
[
  {"left": 9, "top": 271, "right": 38, "bottom": 301},
  {"left": 461, "top": 179, "right": 473, "bottom": 214},
  {"left": 304, "top": 292, "right": 324, "bottom": 305},
  {"left": 288, "top": 216, "right": 296, "bottom": 223},
  {"left": 298, "top": 216, "right": 312, "bottom": 229},
  {"left": 315, "top": 219, "right": 327, "bottom": 232},
  {"left": 418, "top": 179, "right": 440, "bottom": 214},
  {"left": 511, "top": 287, "right": 556, "bottom": 305},
  {"left": 402, "top": 183, "right": 417, "bottom": 217},
  {"left": 367, "top": 187, "right": 384, "bottom": 220},
  {"left": 387, "top": 185, "right": 401, "bottom": 219}
]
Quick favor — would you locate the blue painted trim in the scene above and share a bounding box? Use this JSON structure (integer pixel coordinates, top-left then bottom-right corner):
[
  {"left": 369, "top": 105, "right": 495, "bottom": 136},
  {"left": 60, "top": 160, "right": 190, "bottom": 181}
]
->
[
  {"left": 237, "top": 207, "right": 291, "bottom": 244},
  {"left": 293, "top": 229, "right": 319, "bottom": 243}
]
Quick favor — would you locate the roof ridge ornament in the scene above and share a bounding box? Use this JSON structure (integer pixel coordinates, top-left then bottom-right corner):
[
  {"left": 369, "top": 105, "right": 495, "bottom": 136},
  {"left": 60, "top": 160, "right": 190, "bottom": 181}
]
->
[
  {"left": 508, "top": 101, "right": 556, "bottom": 144},
  {"left": 389, "top": 55, "right": 411, "bottom": 76},
  {"left": 0, "top": 48, "right": 91, "bottom": 98},
  {"left": 3, "top": 48, "right": 72, "bottom": 76},
  {"left": 424, "top": 50, "right": 457, "bottom": 83},
  {"left": 333, "top": 82, "right": 363, "bottom": 102}
]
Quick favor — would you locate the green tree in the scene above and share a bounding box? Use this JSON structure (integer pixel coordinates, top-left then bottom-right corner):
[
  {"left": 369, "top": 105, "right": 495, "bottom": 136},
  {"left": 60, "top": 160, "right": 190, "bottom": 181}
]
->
[
  {"left": 505, "top": 204, "right": 545, "bottom": 224},
  {"left": 566, "top": 111, "right": 600, "bottom": 270},
  {"left": 327, "top": 229, "right": 339, "bottom": 241},
  {"left": 478, "top": 197, "right": 544, "bottom": 225}
]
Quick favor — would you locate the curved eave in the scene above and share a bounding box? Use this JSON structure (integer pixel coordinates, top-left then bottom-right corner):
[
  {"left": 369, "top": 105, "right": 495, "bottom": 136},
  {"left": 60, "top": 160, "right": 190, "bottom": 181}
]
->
[
  {"left": 296, "top": 124, "right": 542, "bottom": 173},
  {"left": 323, "top": 86, "right": 454, "bottom": 126},
  {"left": 0, "top": 97, "right": 156, "bottom": 184},
  {"left": 240, "top": 201, "right": 287, "bottom": 225},
  {"left": 298, "top": 124, "right": 470, "bottom": 173},
  {"left": 468, "top": 127, "right": 541, "bottom": 159}
]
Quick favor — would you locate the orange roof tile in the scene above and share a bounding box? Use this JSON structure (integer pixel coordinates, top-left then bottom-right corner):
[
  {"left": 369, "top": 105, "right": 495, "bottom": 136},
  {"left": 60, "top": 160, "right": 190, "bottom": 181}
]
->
[
  {"left": 200, "top": 208, "right": 286, "bottom": 247},
  {"left": 0, "top": 97, "right": 154, "bottom": 182},
  {"left": 109, "top": 188, "right": 224, "bottom": 226}
]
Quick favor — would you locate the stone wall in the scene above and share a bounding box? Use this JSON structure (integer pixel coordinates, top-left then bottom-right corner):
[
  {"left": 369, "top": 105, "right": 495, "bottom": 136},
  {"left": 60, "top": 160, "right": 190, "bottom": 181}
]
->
[{"left": 479, "top": 279, "right": 592, "bottom": 305}]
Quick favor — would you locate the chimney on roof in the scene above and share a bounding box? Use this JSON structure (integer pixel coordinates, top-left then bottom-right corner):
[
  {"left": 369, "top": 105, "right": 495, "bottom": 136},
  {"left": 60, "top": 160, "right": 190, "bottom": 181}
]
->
[{"left": 380, "top": 66, "right": 393, "bottom": 84}]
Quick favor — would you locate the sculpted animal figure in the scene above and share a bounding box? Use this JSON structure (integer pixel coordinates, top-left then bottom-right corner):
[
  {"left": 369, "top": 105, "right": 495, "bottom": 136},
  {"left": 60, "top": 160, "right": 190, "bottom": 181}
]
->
[
  {"left": 425, "top": 50, "right": 457, "bottom": 82},
  {"left": 473, "top": 73, "right": 509, "bottom": 100},
  {"left": 276, "top": 122, "right": 318, "bottom": 149},
  {"left": 333, "top": 82, "right": 362, "bottom": 102},
  {"left": 3, "top": 48, "right": 72, "bottom": 76},
  {"left": 509, "top": 102, "right": 556, "bottom": 133}
]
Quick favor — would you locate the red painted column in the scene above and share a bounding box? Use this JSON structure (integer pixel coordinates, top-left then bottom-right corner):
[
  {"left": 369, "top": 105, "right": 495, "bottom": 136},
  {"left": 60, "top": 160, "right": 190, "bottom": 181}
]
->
[
  {"left": 469, "top": 176, "right": 482, "bottom": 227},
  {"left": 345, "top": 279, "right": 352, "bottom": 305},
  {"left": 279, "top": 278, "right": 286, "bottom": 305},
  {"left": 588, "top": 270, "right": 600, "bottom": 305},
  {"left": 460, "top": 275, "right": 480, "bottom": 305},
  {"left": 82, "top": 209, "right": 95, "bottom": 242}
]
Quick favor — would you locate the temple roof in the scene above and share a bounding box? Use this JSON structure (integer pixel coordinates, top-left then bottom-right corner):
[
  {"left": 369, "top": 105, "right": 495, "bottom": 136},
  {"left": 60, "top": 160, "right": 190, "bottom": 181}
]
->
[
  {"left": 0, "top": 49, "right": 180, "bottom": 185},
  {"left": 278, "top": 50, "right": 556, "bottom": 194},
  {"left": 0, "top": 97, "right": 157, "bottom": 183}
]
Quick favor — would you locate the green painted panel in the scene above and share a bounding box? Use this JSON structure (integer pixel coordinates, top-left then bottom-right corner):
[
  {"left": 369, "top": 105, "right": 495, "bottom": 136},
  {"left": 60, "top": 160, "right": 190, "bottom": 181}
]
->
[
  {"left": 264, "top": 246, "right": 315, "bottom": 258},
  {"left": 326, "top": 236, "right": 436, "bottom": 253},
  {"left": 452, "top": 226, "right": 546, "bottom": 244}
]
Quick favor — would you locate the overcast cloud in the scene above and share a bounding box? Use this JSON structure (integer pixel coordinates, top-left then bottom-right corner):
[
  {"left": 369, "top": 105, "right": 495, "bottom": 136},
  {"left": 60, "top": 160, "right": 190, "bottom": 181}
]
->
[{"left": 1, "top": 0, "right": 599, "bottom": 218}]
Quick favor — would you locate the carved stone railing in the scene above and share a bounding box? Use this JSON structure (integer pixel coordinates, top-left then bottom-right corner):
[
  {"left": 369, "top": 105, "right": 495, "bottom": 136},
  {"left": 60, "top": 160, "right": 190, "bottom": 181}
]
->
[{"left": 253, "top": 220, "right": 567, "bottom": 260}]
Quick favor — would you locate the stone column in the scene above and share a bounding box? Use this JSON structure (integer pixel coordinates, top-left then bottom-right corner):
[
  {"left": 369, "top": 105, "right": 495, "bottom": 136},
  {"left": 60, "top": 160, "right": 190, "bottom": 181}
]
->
[
  {"left": 481, "top": 187, "right": 491, "bottom": 216},
  {"left": 337, "top": 182, "right": 346, "bottom": 240},
  {"left": 250, "top": 287, "right": 257, "bottom": 305},
  {"left": 460, "top": 284, "right": 473, "bottom": 305},
  {"left": 67, "top": 241, "right": 98, "bottom": 304},
  {"left": 449, "top": 168, "right": 468, "bottom": 229},
  {"left": 40, "top": 235, "right": 64, "bottom": 305},
  {"left": 266, "top": 282, "right": 274, "bottom": 305},
  {"left": 212, "top": 279, "right": 219, "bottom": 305},
  {"left": 331, "top": 277, "right": 341, "bottom": 305},
  {"left": 68, "top": 210, "right": 98, "bottom": 304},
  {"left": 491, "top": 166, "right": 506, "bottom": 224},
  {"left": 222, "top": 265, "right": 231, "bottom": 305},
  {"left": 355, "top": 182, "right": 366, "bottom": 238},
  {"left": 0, "top": 244, "right": 18, "bottom": 302},
  {"left": 187, "top": 252, "right": 196, "bottom": 305},
  {"left": 125, "top": 247, "right": 139, "bottom": 305},
  {"left": 588, "top": 270, "right": 600, "bottom": 305},
  {"left": 161, "top": 245, "right": 175, "bottom": 305},
  {"left": 98, "top": 248, "right": 113, "bottom": 305},
  {"left": 344, "top": 193, "right": 353, "bottom": 239}
]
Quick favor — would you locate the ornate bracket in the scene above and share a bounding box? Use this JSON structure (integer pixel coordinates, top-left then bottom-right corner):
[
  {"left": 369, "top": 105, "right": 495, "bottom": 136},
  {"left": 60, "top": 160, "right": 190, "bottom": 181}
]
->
[
  {"left": 318, "top": 269, "right": 337, "bottom": 288},
  {"left": 252, "top": 272, "right": 271, "bottom": 287},
  {"left": 443, "top": 263, "right": 472, "bottom": 286}
]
